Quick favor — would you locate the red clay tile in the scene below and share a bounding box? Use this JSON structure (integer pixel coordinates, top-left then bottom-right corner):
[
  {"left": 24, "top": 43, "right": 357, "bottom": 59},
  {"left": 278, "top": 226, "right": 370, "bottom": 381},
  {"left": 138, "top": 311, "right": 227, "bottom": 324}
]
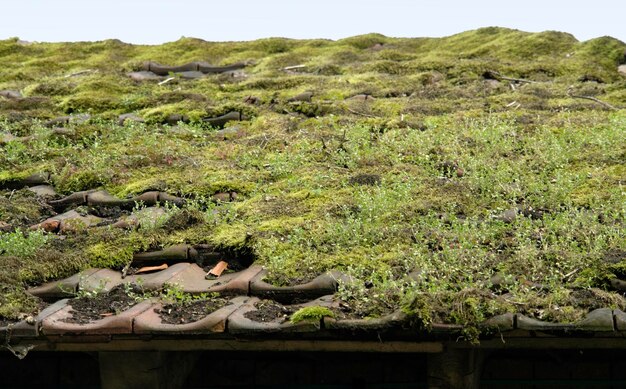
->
[
  {"left": 112, "top": 207, "right": 167, "bottom": 229},
  {"left": 164, "top": 263, "right": 219, "bottom": 293},
  {"left": 49, "top": 190, "right": 183, "bottom": 210},
  {"left": 208, "top": 265, "right": 264, "bottom": 295},
  {"left": 614, "top": 310, "right": 626, "bottom": 331},
  {"left": 59, "top": 214, "right": 103, "bottom": 233},
  {"left": 9, "top": 299, "right": 70, "bottom": 337},
  {"left": 30, "top": 210, "right": 80, "bottom": 232},
  {"left": 133, "top": 296, "right": 249, "bottom": 334},
  {"left": 79, "top": 269, "right": 123, "bottom": 294},
  {"left": 41, "top": 300, "right": 153, "bottom": 335},
  {"left": 576, "top": 308, "right": 614, "bottom": 331},
  {"left": 227, "top": 297, "right": 321, "bottom": 334},
  {"left": 132, "top": 191, "right": 184, "bottom": 206},
  {"left": 30, "top": 210, "right": 103, "bottom": 233},
  {"left": 430, "top": 323, "right": 464, "bottom": 332},
  {"left": 133, "top": 244, "right": 191, "bottom": 263},
  {"left": 208, "top": 261, "right": 228, "bottom": 277},
  {"left": 155, "top": 192, "right": 185, "bottom": 206},
  {"left": 324, "top": 310, "right": 407, "bottom": 331},
  {"left": 34, "top": 219, "right": 60, "bottom": 232},
  {"left": 28, "top": 269, "right": 100, "bottom": 299},
  {"left": 0, "top": 172, "right": 50, "bottom": 190},
  {"left": 249, "top": 269, "right": 348, "bottom": 303},
  {"left": 132, "top": 191, "right": 160, "bottom": 204},
  {"left": 517, "top": 308, "right": 614, "bottom": 332},
  {"left": 49, "top": 190, "right": 95, "bottom": 208},
  {"left": 480, "top": 313, "right": 515, "bottom": 331},
  {"left": 124, "top": 262, "right": 192, "bottom": 291},
  {"left": 160, "top": 264, "right": 264, "bottom": 294},
  {"left": 85, "top": 190, "right": 128, "bottom": 207}
]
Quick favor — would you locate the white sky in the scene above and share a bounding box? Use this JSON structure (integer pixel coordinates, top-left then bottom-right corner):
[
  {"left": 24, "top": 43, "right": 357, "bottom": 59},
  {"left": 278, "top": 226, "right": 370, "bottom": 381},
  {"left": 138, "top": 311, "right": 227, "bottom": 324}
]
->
[{"left": 2, "top": 0, "right": 624, "bottom": 44}]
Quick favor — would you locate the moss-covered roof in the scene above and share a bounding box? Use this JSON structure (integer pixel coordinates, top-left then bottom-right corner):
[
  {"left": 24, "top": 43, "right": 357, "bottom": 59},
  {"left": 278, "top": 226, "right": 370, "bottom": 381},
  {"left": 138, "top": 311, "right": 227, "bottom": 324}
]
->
[{"left": 1, "top": 27, "right": 625, "bottom": 340}]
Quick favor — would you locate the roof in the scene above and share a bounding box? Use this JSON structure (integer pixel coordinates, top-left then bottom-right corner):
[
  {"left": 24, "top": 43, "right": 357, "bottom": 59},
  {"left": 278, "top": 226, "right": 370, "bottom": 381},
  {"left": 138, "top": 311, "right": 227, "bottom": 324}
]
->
[{"left": 1, "top": 28, "right": 626, "bottom": 352}]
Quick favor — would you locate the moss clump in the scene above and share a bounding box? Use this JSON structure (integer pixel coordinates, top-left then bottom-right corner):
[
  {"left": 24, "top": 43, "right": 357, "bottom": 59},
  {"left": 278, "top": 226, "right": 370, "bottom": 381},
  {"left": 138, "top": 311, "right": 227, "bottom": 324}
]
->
[
  {"left": 290, "top": 306, "right": 335, "bottom": 323},
  {"left": 0, "top": 229, "right": 48, "bottom": 257},
  {"left": 0, "top": 285, "right": 39, "bottom": 320}
]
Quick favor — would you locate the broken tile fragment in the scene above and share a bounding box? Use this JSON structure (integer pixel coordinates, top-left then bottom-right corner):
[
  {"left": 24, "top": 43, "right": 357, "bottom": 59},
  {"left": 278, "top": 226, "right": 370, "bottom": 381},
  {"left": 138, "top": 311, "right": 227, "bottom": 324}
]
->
[{"left": 208, "top": 261, "right": 228, "bottom": 277}]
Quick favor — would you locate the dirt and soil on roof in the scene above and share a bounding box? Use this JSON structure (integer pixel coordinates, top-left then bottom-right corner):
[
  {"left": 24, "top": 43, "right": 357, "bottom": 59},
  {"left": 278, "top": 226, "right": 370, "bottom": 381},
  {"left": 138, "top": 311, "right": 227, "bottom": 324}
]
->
[
  {"left": 156, "top": 297, "right": 230, "bottom": 325},
  {"left": 63, "top": 285, "right": 142, "bottom": 324}
]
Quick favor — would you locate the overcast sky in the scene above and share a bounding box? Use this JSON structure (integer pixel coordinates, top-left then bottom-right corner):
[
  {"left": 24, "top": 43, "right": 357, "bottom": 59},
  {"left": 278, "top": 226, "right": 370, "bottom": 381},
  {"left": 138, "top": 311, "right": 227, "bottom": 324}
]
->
[{"left": 2, "top": 0, "right": 624, "bottom": 44}]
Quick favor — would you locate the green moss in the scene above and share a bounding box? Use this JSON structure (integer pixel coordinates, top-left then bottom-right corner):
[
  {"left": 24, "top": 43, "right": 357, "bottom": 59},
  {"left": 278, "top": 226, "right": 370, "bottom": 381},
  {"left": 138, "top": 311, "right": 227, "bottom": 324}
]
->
[
  {"left": 0, "top": 229, "right": 48, "bottom": 257},
  {"left": 290, "top": 306, "right": 335, "bottom": 323},
  {"left": 0, "top": 170, "right": 37, "bottom": 184},
  {"left": 85, "top": 232, "right": 153, "bottom": 268},
  {"left": 55, "top": 169, "right": 108, "bottom": 193},
  {"left": 141, "top": 103, "right": 207, "bottom": 124},
  {"left": 0, "top": 286, "right": 39, "bottom": 319},
  {"left": 1, "top": 29, "right": 625, "bottom": 330}
]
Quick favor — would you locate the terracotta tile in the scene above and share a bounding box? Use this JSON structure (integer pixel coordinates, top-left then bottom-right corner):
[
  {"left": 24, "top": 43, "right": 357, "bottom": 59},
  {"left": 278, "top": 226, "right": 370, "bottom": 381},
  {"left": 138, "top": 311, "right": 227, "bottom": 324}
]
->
[
  {"left": 59, "top": 214, "right": 103, "bottom": 233},
  {"left": 208, "top": 261, "right": 228, "bottom": 277},
  {"left": 49, "top": 190, "right": 95, "bottom": 208},
  {"left": 133, "top": 244, "right": 191, "bottom": 262},
  {"left": 0, "top": 172, "right": 50, "bottom": 190},
  {"left": 124, "top": 262, "right": 191, "bottom": 291},
  {"left": 131, "top": 191, "right": 184, "bottom": 206},
  {"left": 31, "top": 210, "right": 103, "bottom": 233},
  {"left": 133, "top": 296, "right": 249, "bottom": 334},
  {"left": 30, "top": 218, "right": 60, "bottom": 232},
  {"left": 227, "top": 297, "right": 321, "bottom": 334},
  {"left": 164, "top": 263, "right": 220, "bottom": 293},
  {"left": 517, "top": 308, "right": 614, "bottom": 332},
  {"left": 85, "top": 190, "right": 128, "bottom": 207},
  {"left": 41, "top": 300, "right": 153, "bottom": 335},
  {"left": 79, "top": 269, "right": 123, "bottom": 293},
  {"left": 614, "top": 309, "right": 626, "bottom": 331},
  {"left": 291, "top": 294, "right": 339, "bottom": 310},
  {"left": 577, "top": 308, "right": 615, "bottom": 331},
  {"left": 127, "top": 71, "right": 162, "bottom": 81},
  {"left": 132, "top": 191, "right": 160, "bottom": 205},
  {"left": 515, "top": 315, "right": 562, "bottom": 331},
  {"left": 430, "top": 323, "right": 464, "bottom": 332},
  {"left": 112, "top": 207, "right": 167, "bottom": 229},
  {"left": 212, "top": 192, "right": 231, "bottom": 202},
  {"left": 481, "top": 313, "right": 515, "bottom": 332},
  {"left": 249, "top": 270, "right": 346, "bottom": 302},
  {"left": 156, "top": 192, "right": 185, "bottom": 205},
  {"left": 9, "top": 299, "right": 70, "bottom": 337},
  {"left": 30, "top": 210, "right": 79, "bottom": 232},
  {"left": 208, "top": 265, "right": 264, "bottom": 295},
  {"left": 226, "top": 295, "right": 335, "bottom": 335},
  {"left": 324, "top": 310, "right": 407, "bottom": 331},
  {"left": 28, "top": 269, "right": 100, "bottom": 299}
]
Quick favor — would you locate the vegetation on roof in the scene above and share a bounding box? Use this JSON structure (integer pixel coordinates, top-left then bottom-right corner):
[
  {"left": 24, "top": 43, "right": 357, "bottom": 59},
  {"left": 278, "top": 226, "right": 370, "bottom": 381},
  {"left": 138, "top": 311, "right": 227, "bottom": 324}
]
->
[{"left": 1, "top": 28, "right": 625, "bottom": 339}]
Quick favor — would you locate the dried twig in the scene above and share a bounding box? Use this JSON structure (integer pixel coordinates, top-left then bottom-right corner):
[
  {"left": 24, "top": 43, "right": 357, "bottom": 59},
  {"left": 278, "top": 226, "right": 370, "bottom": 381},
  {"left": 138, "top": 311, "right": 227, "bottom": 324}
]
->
[
  {"left": 567, "top": 88, "right": 618, "bottom": 110},
  {"left": 157, "top": 77, "right": 175, "bottom": 86},
  {"left": 563, "top": 268, "right": 579, "bottom": 282},
  {"left": 487, "top": 70, "right": 537, "bottom": 84},
  {"left": 65, "top": 69, "right": 95, "bottom": 78},
  {"left": 282, "top": 64, "right": 307, "bottom": 71}
]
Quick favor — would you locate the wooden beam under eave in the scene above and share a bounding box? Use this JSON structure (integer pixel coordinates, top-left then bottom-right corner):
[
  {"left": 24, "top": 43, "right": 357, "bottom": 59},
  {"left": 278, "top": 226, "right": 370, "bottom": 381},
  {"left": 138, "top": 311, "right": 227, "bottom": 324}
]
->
[{"left": 17, "top": 339, "right": 445, "bottom": 353}]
